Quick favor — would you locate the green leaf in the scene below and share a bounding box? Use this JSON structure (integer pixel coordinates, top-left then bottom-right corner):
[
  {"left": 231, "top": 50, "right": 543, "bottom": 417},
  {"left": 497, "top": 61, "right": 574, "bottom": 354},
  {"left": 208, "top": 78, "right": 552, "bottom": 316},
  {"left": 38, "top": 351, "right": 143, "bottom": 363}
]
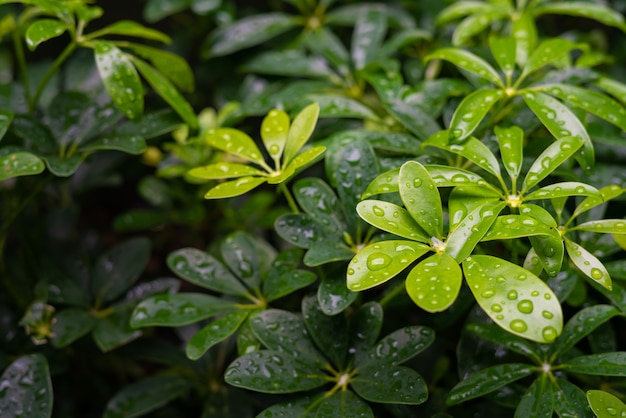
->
[
  {"left": 316, "top": 390, "right": 373, "bottom": 418},
  {"left": 242, "top": 50, "right": 334, "bottom": 78},
  {"left": 204, "top": 13, "right": 298, "bottom": 58},
  {"left": 521, "top": 134, "right": 585, "bottom": 192},
  {"left": 495, "top": 125, "right": 523, "bottom": 181},
  {"left": 351, "top": 7, "right": 387, "bottom": 70},
  {"left": 103, "top": 375, "right": 191, "bottom": 418},
  {"left": 166, "top": 248, "right": 248, "bottom": 296},
  {"left": 425, "top": 48, "right": 503, "bottom": 87},
  {"left": 94, "top": 41, "right": 144, "bottom": 120},
  {"left": 269, "top": 145, "right": 325, "bottom": 184},
  {"left": 406, "top": 253, "right": 462, "bottom": 312},
  {"left": 596, "top": 76, "right": 626, "bottom": 107},
  {"left": 564, "top": 239, "right": 612, "bottom": 290},
  {"left": 540, "top": 83, "right": 626, "bottom": 132},
  {"left": 264, "top": 269, "right": 316, "bottom": 303},
  {"left": 514, "top": 374, "right": 553, "bottom": 418},
  {"left": 452, "top": 11, "right": 508, "bottom": 46},
  {"left": 283, "top": 102, "right": 320, "bottom": 164},
  {"left": 318, "top": 274, "right": 357, "bottom": 315},
  {"left": 0, "top": 152, "right": 45, "bottom": 181},
  {"left": 361, "top": 168, "right": 399, "bottom": 199},
  {"left": 447, "top": 363, "right": 535, "bottom": 405},
  {"left": 362, "top": 325, "right": 434, "bottom": 367},
  {"left": 522, "top": 38, "right": 579, "bottom": 75},
  {"left": 399, "top": 161, "right": 443, "bottom": 238},
  {"left": 357, "top": 200, "right": 429, "bottom": 242},
  {"left": 132, "top": 57, "right": 197, "bottom": 128},
  {"left": 425, "top": 165, "right": 488, "bottom": 187},
  {"left": 204, "top": 128, "right": 265, "bottom": 166},
  {"left": 449, "top": 88, "right": 505, "bottom": 141},
  {"left": 511, "top": 11, "right": 537, "bottom": 66},
  {"left": 311, "top": 94, "right": 376, "bottom": 119},
  {"left": 436, "top": 2, "right": 496, "bottom": 26},
  {"left": 204, "top": 176, "right": 267, "bottom": 199},
  {"left": 186, "top": 311, "right": 249, "bottom": 360},
  {"left": 92, "top": 237, "right": 151, "bottom": 305},
  {"left": 220, "top": 231, "right": 262, "bottom": 291},
  {"left": 126, "top": 44, "right": 194, "bottom": 92},
  {"left": 522, "top": 91, "right": 593, "bottom": 171},
  {"left": 551, "top": 378, "right": 591, "bottom": 418},
  {"left": 562, "top": 352, "right": 626, "bottom": 376},
  {"left": 0, "top": 110, "right": 13, "bottom": 142},
  {"left": 384, "top": 99, "right": 441, "bottom": 140},
  {"left": 571, "top": 219, "right": 626, "bottom": 234},
  {"left": 25, "top": 19, "right": 67, "bottom": 51},
  {"left": 534, "top": 2, "right": 626, "bottom": 31},
  {"left": 261, "top": 109, "right": 289, "bottom": 161},
  {"left": 143, "top": 0, "right": 188, "bottom": 22},
  {"left": 188, "top": 162, "right": 265, "bottom": 180},
  {"left": 466, "top": 323, "right": 542, "bottom": 363},
  {"left": 97, "top": 20, "right": 171, "bottom": 43},
  {"left": 587, "top": 390, "right": 626, "bottom": 418},
  {"left": 347, "top": 240, "right": 430, "bottom": 291},
  {"left": 294, "top": 178, "right": 348, "bottom": 233},
  {"left": 130, "top": 293, "right": 237, "bottom": 327},
  {"left": 306, "top": 27, "right": 350, "bottom": 75},
  {"left": 92, "top": 306, "right": 142, "bottom": 352},
  {"left": 482, "top": 215, "right": 561, "bottom": 242},
  {"left": 571, "top": 185, "right": 624, "bottom": 220},
  {"left": 463, "top": 255, "right": 563, "bottom": 343},
  {"left": 302, "top": 294, "right": 347, "bottom": 368},
  {"left": 51, "top": 308, "right": 97, "bottom": 348},
  {"left": 352, "top": 363, "right": 428, "bottom": 405},
  {"left": 348, "top": 302, "right": 383, "bottom": 363},
  {"left": 490, "top": 36, "right": 516, "bottom": 74},
  {"left": 0, "top": 354, "right": 52, "bottom": 418},
  {"left": 81, "top": 135, "right": 146, "bottom": 154},
  {"left": 551, "top": 305, "right": 621, "bottom": 356},
  {"left": 305, "top": 242, "right": 355, "bottom": 266}
]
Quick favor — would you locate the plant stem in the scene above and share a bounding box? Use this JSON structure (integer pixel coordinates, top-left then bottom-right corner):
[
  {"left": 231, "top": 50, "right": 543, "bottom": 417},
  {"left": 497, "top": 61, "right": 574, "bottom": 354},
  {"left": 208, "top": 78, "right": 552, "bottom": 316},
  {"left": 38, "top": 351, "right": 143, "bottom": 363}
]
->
[
  {"left": 13, "top": 27, "right": 32, "bottom": 107},
  {"left": 29, "top": 42, "right": 77, "bottom": 113},
  {"left": 279, "top": 182, "right": 299, "bottom": 213},
  {"left": 379, "top": 282, "right": 407, "bottom": 307}
]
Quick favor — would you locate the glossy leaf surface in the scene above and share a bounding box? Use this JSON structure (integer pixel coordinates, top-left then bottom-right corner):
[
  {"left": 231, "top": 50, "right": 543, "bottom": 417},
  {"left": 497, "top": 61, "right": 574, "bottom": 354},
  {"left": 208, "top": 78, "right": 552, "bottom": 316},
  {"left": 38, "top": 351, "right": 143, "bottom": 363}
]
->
[
  {"left": 495, "top": 125, "right": 523, "bottom": 181},
  {"left": 534, "top": 2, "right": 626, "bottom": 31},
  {"left": 406, "top": 253, "right": 462, "bottom": 312},
  {"left": 399, "top": 161, "right": 443, "bottom": 239},
  {"left": 426, "top": 48, "right": 503, "bottom": 87},
  {"left": 449, "top": 88, "right": 504, "bottom": 141},
  {"left": 204, "top": 177, "right": 267, "bottom": 199},
  {"left": 186, "top": 310, "right": 249, "bottom": 360},
  {"left": 283, "top": 102, "right": 320, "bottom": 164},
  {"left": 564, "top": 239, "right": 611, "bottom": 290},
  {"left": 25, "top": 19, "right": 67, "bottom": 51},
  {"left": 261, "top": 109, "right": 289, "bottom": 161},
  {"left": 562, "top": 352, "right": 626, "bottom": 376},
  {"left": 51, "top": 308, "right": 97, "bottom": 348},
  {"left": 357, "top": 200, "right": 429, "bottom": 242},
  {"left": 551, "top": 305, "right": 620, "bottom": 357},
  {"left": 126, "top": 44, "right": 194, "bottom": 92},
  {"left": 0, "top": 354, "right": 52, "bottom": 418},
  {"left": 514, "top": 374, "right": 553, "bottom": 418},
  {"left": 587, "top": 390, "right": 626, "bottom": 418},
  {"left": 352, "top": 363, "right": 428, "bottom": 404},
  {"left": 0, "top": 152, "right": 45, "bottom": 181}
]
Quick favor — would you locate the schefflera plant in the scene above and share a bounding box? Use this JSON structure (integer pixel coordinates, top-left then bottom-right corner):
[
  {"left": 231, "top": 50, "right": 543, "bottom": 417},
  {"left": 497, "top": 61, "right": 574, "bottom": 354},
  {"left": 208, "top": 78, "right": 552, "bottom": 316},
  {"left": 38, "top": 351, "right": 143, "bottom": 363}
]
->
[{"left": 347, "top": 160, "right": 563, "bottom": 343}]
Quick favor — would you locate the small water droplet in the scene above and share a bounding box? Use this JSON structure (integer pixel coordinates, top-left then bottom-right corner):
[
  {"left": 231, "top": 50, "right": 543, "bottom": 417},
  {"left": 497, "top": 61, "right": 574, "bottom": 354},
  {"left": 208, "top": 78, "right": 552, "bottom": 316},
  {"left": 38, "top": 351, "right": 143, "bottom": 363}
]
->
[
  {"left": 491, "top": 303, "right": 503, "bottom": 313},
  {"left": 542, "top": 326, "right": 557, "bottom": 342},
  {"left": 542, "top": 310, "right": 554, "bottom": 319},
  {"left": 507, "top": 290, "right": 518, "bottom": 300},
  {"left": 481, "top": 289, "right": 495, "bottom": 298},
  {"left": 517, "top": 300, "right": 533, "bottom": 314}
]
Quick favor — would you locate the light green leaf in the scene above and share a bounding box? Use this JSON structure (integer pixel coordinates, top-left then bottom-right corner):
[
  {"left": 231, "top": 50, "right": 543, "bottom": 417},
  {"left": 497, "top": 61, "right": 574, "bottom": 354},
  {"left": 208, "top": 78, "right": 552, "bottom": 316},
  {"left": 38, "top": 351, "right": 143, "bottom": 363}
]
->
[
  {"left": 132, "top": 57, "right": 197, "bottom": 128},
  {"left": 315, "top": 390, "right": 373, "bottom": 417},
  {"left": 188, "top": 162, "right": 265, "bottom": 180},
  {"left": 482, "top": 215, "right": 560, "bottom": 241},
  {"left": 587, "top": 390, "right": 626, "bottom": 418},
  {"left": 448, "top": 185, "right": 501, "bottom": 231},
  {"left": 356, "top": 200, "right": 429, "bottom": 242},
  {"left": 399, "top": 161, "right": 443, "bottom": 239},
  {"left": 551, "top": 378, "right": 590, "bottom": 418},
  {"left": 449, "top": 88, "right": 505, "bottom": 141},
  {"left": 94, "top": 41, "right": 144, "bottom": 120},
  {"left": 42, "top": 155, "right": 83, "bottom": 177},
  {"left": 360, "top": 168, "right": 399, "bottom": 199},
  {"left": 406, "top": 253, "right": 462, "bottom": 312},
  {"left": 495, "top": 125, "right": 523, "bottom": 181},
  {"left": 525, "top": 182, "right": 600, "bottom": 201},
  {"left": 0, "top": 354, "right": 52, "bottom": 418},
  {"left": 347, "top": 240, "right": 430, "bottom": 291},
  {"left": 306, "top": 27, "right": 350, "bottom": 75},
  {"left": 261, "top": 109, "right": 289, "bottom": 161},
  {"left": 425, "top": 48, "right": 503, "bottom": 87},
  {"left": 0, "top": 152, "right": 45, "bottom": 181},
  {"left": 426, "top": 131, "right": 502, "bottom": 178},
  {"left": 463, "top": 255, "right": 563, "bottom": 343},
  {"left": 268, "top": 145, "right": 325, "bottom": 184},
  {"left": 0, "top": 110, "right": 12, "bottom": 142},
  {"left": 283, "top": 102, "right": 320, "bottom": 163},
  {"left": 186, "top": 311, "right": 249, "bottom": 360},
  {"left": 97, "top": 20, "right": 171, "bottom": 43},
  {"left": 265, "top": 269, "right": 316, "bottom": 303},
  {"left": 466, "top": 323, "right": 542, "bottom": 363},
  {"left": 522, "top": 38, "right": 579, "bottom": 75},
  {"left": 425, "top": 165, "right": 488, "bottom": 187},
  {"left": 522, "top": 135, "right": 584, "bottom": 191},
  {"left": 436, "top": 2, "right": 496, "bottom": 26},
  {"left": 25, "top": 19, "right": 67, "bottom": 51},
  {"left": 534, "top": 2, "right": 626, "bottom": 31},
  {"left": 511, "top": 11, "right": 537, "bottom": 66},
  {"left": 204, "top": 128, "right": 266, "bottom": 167},
  {"left": 564, "top": 238, "right": 612, "bottom": 290},
  {"left": 126, "top": 43, "right": 194, "bottom": 92},
  {"left": 596, "top": 76, "right": 626, "bottom": 106},
  {"left": 489, "top": 36, "right": 516, "bottom": 74},
  {"left": 571, "top": 219, "right": 626, "bottom": 234}
]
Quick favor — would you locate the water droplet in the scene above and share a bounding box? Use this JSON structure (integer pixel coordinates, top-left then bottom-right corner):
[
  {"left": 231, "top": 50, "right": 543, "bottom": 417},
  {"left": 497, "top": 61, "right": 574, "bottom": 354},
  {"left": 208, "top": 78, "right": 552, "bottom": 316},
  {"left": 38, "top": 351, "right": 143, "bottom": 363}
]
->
[
  {"left": 366, "top": 253, "right": 392, "bottom": 271},
  {"left": 372, "top": 205, "right": 385, "bottom": 216},
  {"left": 544, "top": 293, "right": 552, "bottom": 300},
  {"left": 590, "top": 268, "right": 603, "bottom": 279},
  {"left": 542, "top": 310, "right": 554, "bottom": 319},
  {"left": 542, "top": 326, "right": 557, "bottom": 342},
  {"left": 481, "top": 289, "right": 495, "bottom": 298},
  {"left": 491, "top": 303, "right": 503, "bottom": 313},
  {"left": 517, "top": 300, "right": 533, "bottom": 314},
  {"left": 510, "top": 319, "right": 527, "bottom": 333},
  {"left": 507, "top": 290, "right": 518, "bottom": 300}
]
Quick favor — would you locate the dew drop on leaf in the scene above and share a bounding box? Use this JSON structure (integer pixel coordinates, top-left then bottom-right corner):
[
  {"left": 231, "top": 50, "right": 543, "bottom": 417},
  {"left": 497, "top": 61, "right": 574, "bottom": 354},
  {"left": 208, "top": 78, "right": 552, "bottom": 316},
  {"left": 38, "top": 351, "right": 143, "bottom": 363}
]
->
[
  {"left": 510, "top": 319, "right": 527, "bottom": 333},
  {"left": 517, "top": 300, "right": 533, "bottom": 314},
  {"left": 366, "top": 253, "right": 392, "bottom": 271}
]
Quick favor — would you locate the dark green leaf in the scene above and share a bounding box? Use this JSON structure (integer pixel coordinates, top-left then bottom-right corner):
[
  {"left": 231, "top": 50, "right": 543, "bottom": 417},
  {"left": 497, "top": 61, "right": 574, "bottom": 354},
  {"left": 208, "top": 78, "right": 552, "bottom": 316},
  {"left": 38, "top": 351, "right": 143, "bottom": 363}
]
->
[
  {"left": 81, "top": 135, "right": 146, "bottom": 154},
  {"left": 315, "top": 390, "right": 373, "bottom": 418},
  {"left": 306, "top": 28, "right": 350, "bottom": 75},
  {"left": 275, "top": 213, "right": 332, "bottom": 248},
  {"left": 126, "top": 43, "right": 194, "bottom": 92},
  {"left": 186, "top": 311, "right": 249, "bottom": 360},
  {"left": 562, "top": 352, "right": 626, "bottom": 376},
  {"left": 103, "top": 375, "right": 191, "bottom": 418},
  {"left": 10, "top": 114, "right": 56, "bottom": 153},
  {"left": 264, "top": 269, "right": 316, "bottom": 303},
  {"left": 351, "top": 8, "right": 387, "bottom": 70},
  {"left": 362, "top": 326, "right": 434, "bottom": 366},
  {"left": 257, "top": 396, "right": 317, "bottom": 418},
  {"left": 304, "top": 241, "right": 355, "bottom": 266},
  {"left": 312, "top": 94, "right": 376, "bottom": 119},
  {"left": 466, "top": 323, "right": 542, "bottom": 363},
  {"left": 552, "top": 378, "right": 593, "bottom": 418},
  {"left": 42, "top": 154, "right": 83, "bottom": 176},
  {"left": 25, "top": 19, "right": 67, "bottom": 51},
  {"left": 97, "top": 20, "right": 171, "bottom": 43},
  {"left": 522, "top": 38, "right": 579, "bottom": 75},
  {"left": 453, "top": 10, "right": 508, "bottom": 46},
  {"left": 357, "top": 200, "right": 429, "bottom": 242},
  {"left": 564, "top": 238, "right": 612, "bottom": 290},
  {"left": 220, "top": 231, "right": 261, "bottom": 291},
  {"left": 399, "top": 161, "right": 443, "bottom": 238},
  {"left": 317, "top": 272, "right": 357, "bottom": 315},
  {"left": 143, "top": 0, "right": 188, "bottom": 22},
  {"left": 534, "top": 2, "right": 626, "bottom": 31},
  {"left": 242, "top": 50, "right": 333, "bottom": 78},
  {"left": 436, "top": 2, "right": 496, "bottom": 26},
  {"left": 51, "top": 308, "right": 97, "bottom": 348},
  {"left": 495, "top": 125, "right": 523, "bottom": 181},
  {"left": 92, "top": 306, "right": 142, "bottom": 352},
  {"left": 352, "top": 363, "right": 428, "bottom": 404},
  {"left": 551, "top": 305, "right": 621, "bottom": 356},
  {"left": 302, "top": 294, "right": 348, "bottom": 368},
  {"left": 490, "top": 36, "right": 516, "bottom": 74},
  {"left": 0, "top": 354, "right": 52, "bottom": 418},
  {"left": 514, "top": 374, "right": 553, "bottom": 418}
]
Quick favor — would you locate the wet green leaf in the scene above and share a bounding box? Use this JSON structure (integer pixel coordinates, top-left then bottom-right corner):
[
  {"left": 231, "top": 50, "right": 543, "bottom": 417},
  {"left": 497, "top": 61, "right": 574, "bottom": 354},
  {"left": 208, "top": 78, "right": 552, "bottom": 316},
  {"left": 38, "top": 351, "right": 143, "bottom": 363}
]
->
[
  {"left": 304, "top": 242, "right": 355, "bottom": 266},
  {"left": 357, "top": 200, "right": 429, "bottom": 242},
  {"left": 351, "top": 8, "right": 387, "bottom": 70},
  {"left": 466, "top": 323, "right": 541, "bottom": 363},
  {"left": 242, "top": 50, "right": 333, "bottom": 78},
  {"left": 220, "top": 232, "right": 261, "bottom": 291},
  {"left": 25, "top": 19, "right": 67, "bottom": 51},
  {"left": 384, "top": 99, "right": 441, "bottom": 140},
  {"left": 93, "top": 306, "right": 143, "bottom": 352},
  {"left": 132, "top": 57, "right": 197, "bottom": 128},
  {"left": 425, "top": 48, "right": 503, "bottom": 87},
  {"left": 126, "top": 44, "right": 193, "bottom": 92},
  {"left": 571, "top": 185, "right": 624, "bottom": 220},
  {"left": 514, "top": 374, "right": 553, "bottom": 418},
  {"left": 463, "top": 255, "right": 563, "bottom": 343},
  {"left": 51, "top": 308, "right": 97, "bottom": 348},
  {"left": 294, "top": 178, "right": 348, "bottom": 232},
  {"left": 564, "top": 239, "right": 612, "bottom": 290},
  {"left": 92, "top": 237, "right": 151, "bottom": 305},
  {"left": 587, "top": 390, "right": 626, "bottom": 418},
  {"left": 186, "top": 311, "right": 249, "bottom": 360},
  {"left": 523, "top": 38, "right": 579, "bottom": 75},
  {"left": 257, "top": 396, "right": 316, "bottom": 418},
  {"left": 522, "top": 91, "right": 593, "bottom": 171},
  {"left": 81, "top": 135, "right": 146, "bottom": 154},
  {"left": 482, "top": 215, "right": 561, "bottom": 242},
  {"left": 0, "top": 354, "right": 52, "bottom": 418},
  {"left": 447, "top": 363, "right": 534, "bottom": 405},
  {"left": 302, "top": 294, "right": 348, "bottom": 368},
  {"left": 318, "top": 274, "right": 357, "bottom": 315},
  {"left": 130, "top": 293, "right": 237, "bottom": 327},
  {"left": 572, "top": 219, "right": 626, "bottom": 234},
  {"left": 275, "top": 213, "right": 331, "bottom": 249},
  {"left": 204, "top": 128, "right": 265, "bottom": 166},
  {"left": 94, "top": 41, "right": 144, "bottom": 120},
  {"left": 264, "top": 269, "right": 316, "bottom": 303},
  {"left": 98, "top": 20, "right": 170, "bottom": 43},
  {"left": 562, "top": 352, "right": 626, "bottom": 376},
  {"left": 312, "top": 94, "right": 376, "bottom": 119},
  {"left": 306, "top": 27, "right": 350, "bottom": 75},
  {"left": 166, "top": 248, "right": 248, "bottom": 296},
  {"left": 534, "top": 2, "right": 626, "bottom": 31},
  {"left": 10, "top": 115, "right": 56, "bottom": 153},
  {"left": 188, "top": 162, "right": 265, "bottom": 180},
  {"left": 361, "top": 168, "right": 399, "bottom": 199},
  {"left": 0, "top": 152, "right": 45, "bottom": 181},
  {"left": 425, "top": 165, "right": 487, "bottom": 187},
  {"left": 490, "top": 36, "right": 516, "bottom": 74},
  {"left": 204, "top": 177, "right": 267, "bottom": 199},
  {"left": 406, "top": 253, "right": 462, "bottom": 312},
  {"left": 511, "top": 10, "right": 537, "bottom": 66},
  {"left": 0, "top": 110, "right": 12, "bottom": 142},
  {"left": 436, "top": 2, "right": 496, "bottom": 26},
  {"left": 316, "top": 390, "right": 373, "bottom": 418},
  {"left": 495, "top": 125, "right": 523, "bottom": 181},
  {"left": 261, "top": 109, "right": 289, "bottom": 162},
  {"left": 270, "top": 146, "right": 326, "bottom": 184},
  {"left": 283, "top": 102, "right": 320, "bottom": 164},
  {"left": 449, "top": 88, "right": 505, "bottom": 141},
  {"left": 399, "top": 161, "right": 443, "bottom": 238},
  {"left": 452, "top": 10, "right": 507, "bottom": 46},
  {"left": 103, "top": 375, "right": 191, "bottom": 418},
  {"left": 352, "top": 363, "right": 428, "bottom": 404}
]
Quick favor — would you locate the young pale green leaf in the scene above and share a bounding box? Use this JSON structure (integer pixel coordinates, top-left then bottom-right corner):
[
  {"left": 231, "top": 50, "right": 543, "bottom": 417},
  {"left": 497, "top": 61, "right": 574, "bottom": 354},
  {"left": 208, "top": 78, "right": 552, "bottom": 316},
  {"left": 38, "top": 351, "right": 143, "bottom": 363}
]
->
[
  {"left": 352, "top": 363, "right": 428, "bottom": 405},
  {"left": 425, "top": 165, "right": 488, "bottom": 187},
  {"left": 132, "top": 57, "right": 197, "bottom": 128},
  {"left": 51, "top": 309, "right": 97, "bottom": 348},
  {"left": 186, "top": 311, "right": 249, "bottom": 360},
  {"left": 449, "top": 88, "right": 505, "bottom": 141},
  {"left": 261, "top": 109, "right": 289, "bottom": 161},
  {"left": 463, "top": 255, "right": 563, "bottom": 343},
  {"left": 204, "top": 128, "right": 266, "bottom": 167},
  {"left": 302, "top": 294, "right": 348, "bottom": 368},
  {"left": 103, "top": 375, "right": 191, "bottom": 418},
  {"left": 534, "top": 2, "right": 626, "bottom": 31},
  {"left": 188, "top": 163, "right": 265, "bottom": 180},
  {"left": 406, "top": 253, "right": 462, "bottom": 312},
  {"left": 521, "top": 135, "right": 585, "bottom": 192},
  {"left": 495, "top": 125, "right": 523, "bottom": 181},
  {"left": 384, "top": 99, "right": 441, "bottom": 140},
  {"left": 540, "top": 83, "right": 626, "bottom": 132},
  {"left": 130, "top": 293, "right": 237, "bottom": 327},
  {"left": 268, "top": 145, "right": 325, "bottom": 185},
  {"left": 564, "top": 239, "right": 612, "bottom": 290},
  {"left": 482, "top": 215, "right": 560, "bottom": 242},
  {"left": 126, "top": 44, "right": 193, "bottom": 92},
  {"left": 351, "top": 7, "right": 387, "bottom": 70},
  {"left": 435, "top": 2, "right": 495, "bottom": 26},
  {"left": 447, "top": 363, "right": 535, "bottom": 406},
  {"left": 466, "top": 323, "right": 542, "bottom": 363},
  {"left": 399, "top": 161, "right": 443, "bottom": 239},
  {"left": 446, "top": 201, "right": 506, "bottom": 263},
  {"left": 522, "top": 38, "right": 579, "bottom": 76},
  {"left": 0, "top": 110, "right": 12, "bottom": 141},
  {"left": 587, "top": 390, "right": 626, "bottom": 418},
  {"left": 357, "top": 200, "right": 429, "bottom": 243},
  {"left": 562, "top": 352, "right": 626, "bottom": 376},
  {"left": 315, "top": 390, "right": 373, "bottom": 418},
  {"left": 347, "top": 240, "right": 430, "bottom": 291},
  {"left": 25, "top": 19, "right": 67, "bottom": 51},
  {"left": 489, "top": 36, "right": 516, "bottom": 74},
  {"left": 361, "top": 168, "right": 399, "bottom": 199},
  {"left": 425, "top": 48, "right": 503, "bottom": 87},
  {"left": 204, "top": 176, "right": 267, "bottom": 199},
  {"left": 528, "top": 235, "right": 564, "bottom": 278},
  {"left": 551, "top": 305, "right": 621, "bottom": 357},
  {"left": 204, "top": 13, "right": 298, "bottom": 58},
  {"left": 0, "top": 354, "right": 52, "bottom": 418},
  {"left": 0, "top": 152, "right": 45, "bottom": 181},
  {"left": 94, "top": 41, "right": 144, "bottom": 120},
  {"left": 166, "top": 248, "right": 248, "bottom": 296},
  {"left": 522, "top": 91, "right": 593, "bottom": 171},
  {"left": 283, "top": 102, "right": 320, "bottom": 163},
  {"left": 511, "top": 11, "right": 537, "bottom": 66},
  {"left": 452, "top": 11, "right": 508, "bottom": 46},
  {"left": 275, "top": 213, "right": 333, "bottom": 249},
  {"left": 571, "top": 219, "right": 626, "bottom": 234},
  {"left": 514, "top": 374, "right": 553, "bottom": 418},
  {"left": 571, "top": 184, "right": 624, "bottom": 220}
]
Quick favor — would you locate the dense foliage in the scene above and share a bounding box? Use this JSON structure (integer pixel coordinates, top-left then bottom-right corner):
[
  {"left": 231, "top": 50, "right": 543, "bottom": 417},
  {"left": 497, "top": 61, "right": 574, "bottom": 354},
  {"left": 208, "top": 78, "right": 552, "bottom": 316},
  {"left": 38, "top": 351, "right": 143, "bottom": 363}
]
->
[{"left": 2, "top": 0, "right": 626, "bottom": 416}]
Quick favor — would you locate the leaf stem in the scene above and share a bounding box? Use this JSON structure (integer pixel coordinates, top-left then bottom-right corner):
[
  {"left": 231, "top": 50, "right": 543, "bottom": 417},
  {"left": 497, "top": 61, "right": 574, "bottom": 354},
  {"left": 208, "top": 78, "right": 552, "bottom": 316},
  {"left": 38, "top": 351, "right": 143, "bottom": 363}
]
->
[
  {"left": 279, "top": 182, "right": 299, "bottom": 213},
  {"left": 29, "top": 41, "right": 77, "bottom": 112},
  {"left": 13, "top": 27, "right": 32, "bottom": 107}
]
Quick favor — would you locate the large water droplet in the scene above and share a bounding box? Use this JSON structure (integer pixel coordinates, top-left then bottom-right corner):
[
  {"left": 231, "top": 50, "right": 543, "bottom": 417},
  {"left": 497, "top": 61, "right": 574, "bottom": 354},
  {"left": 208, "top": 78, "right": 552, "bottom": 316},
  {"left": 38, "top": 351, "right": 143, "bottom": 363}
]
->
[
  {"left": 507, "top": 290, "right": 518, "bottom": 300},
  {"left": 542, "top": 326, "right": 557, "bottom": 342},
  {"left": 510, "top": 319, "right": 527, "bottom": 333},
  {"left": 590, "top": 268, "right": 603, "bottom": 279},
  {"left": 491, "top": 303, "right": 503, "bottom": 313},
  {"left": 542, "top": 310, "right": 554, "bottom": 319},
  {"left": 366, "top": 253, "right": 392, "bottom": 271},
  {"left": 481, "top": 289, "right": 495, "bottom": 298},
  {"left": 372, "top": 205, "right": 385, "bottom": 216},
  {"left": 517, "top": 300, "right": 534, "bottom": 314}
]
